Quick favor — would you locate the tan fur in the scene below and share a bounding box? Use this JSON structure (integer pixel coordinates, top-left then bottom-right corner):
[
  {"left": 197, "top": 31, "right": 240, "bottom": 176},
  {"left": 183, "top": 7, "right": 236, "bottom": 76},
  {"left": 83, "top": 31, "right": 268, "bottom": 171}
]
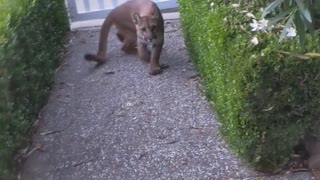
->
[{"left": 84, "top": 0, "right": 165, "bottom": 75}]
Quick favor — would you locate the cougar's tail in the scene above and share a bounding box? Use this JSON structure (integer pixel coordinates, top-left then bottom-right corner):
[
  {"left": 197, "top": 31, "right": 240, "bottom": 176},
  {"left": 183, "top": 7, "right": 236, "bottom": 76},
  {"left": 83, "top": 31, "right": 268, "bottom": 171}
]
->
[{"left": 84, "top": 15, "right": 113, "bottom": 64}]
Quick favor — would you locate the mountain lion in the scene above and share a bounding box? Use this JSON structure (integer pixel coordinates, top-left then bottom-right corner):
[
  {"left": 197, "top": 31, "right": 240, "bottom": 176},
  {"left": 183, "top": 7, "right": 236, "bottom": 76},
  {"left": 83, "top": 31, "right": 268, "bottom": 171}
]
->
[{"left": 84, "top": 0, "right": 165, "bottom": 75}]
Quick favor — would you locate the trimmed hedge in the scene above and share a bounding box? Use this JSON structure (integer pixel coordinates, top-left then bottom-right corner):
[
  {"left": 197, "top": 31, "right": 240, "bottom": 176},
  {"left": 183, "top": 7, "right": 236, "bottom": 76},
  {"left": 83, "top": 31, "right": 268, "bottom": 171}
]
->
[
  {"left": 179, "top": 0, "right": 320, "bottom": 170},
  {"left": 0, "top": 0, "right": 68, "bottom": 178}
]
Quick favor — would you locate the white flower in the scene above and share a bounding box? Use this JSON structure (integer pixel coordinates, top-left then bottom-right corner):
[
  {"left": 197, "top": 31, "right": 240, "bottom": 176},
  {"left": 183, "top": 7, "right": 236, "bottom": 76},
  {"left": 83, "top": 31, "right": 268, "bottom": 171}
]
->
[
  {"left": 251, "top": 36, "right": 259, "bottom": 45},
  {"left": 258, "top": 18, "right": 269, "bottom": 32},
  {"left": 210, "top": 2, "right": 214, "bottom": 7},
  {"left": 246, "top": 12, "right": 256, "bottom": 19},
  {"left": 232, "top": 3, "right": 239, "bottom": 7},
  {"left": 223, "top": 17, "right": 227, "bottom": 23},
  {"left": 250, "top": 19, "right": 259, "bottom": 31},
  {"left": 250, "top": 18, "right": 270, "bottom": 32},
  {"left": 285, "top": 27, "right": 296, "bottom": 37}
]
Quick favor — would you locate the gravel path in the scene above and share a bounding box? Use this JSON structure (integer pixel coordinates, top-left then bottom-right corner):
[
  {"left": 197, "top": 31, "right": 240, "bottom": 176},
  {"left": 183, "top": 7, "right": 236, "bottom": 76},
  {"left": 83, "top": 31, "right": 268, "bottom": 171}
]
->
[{"left": 20, "top": 19, "right": 314, "bottom": 180}]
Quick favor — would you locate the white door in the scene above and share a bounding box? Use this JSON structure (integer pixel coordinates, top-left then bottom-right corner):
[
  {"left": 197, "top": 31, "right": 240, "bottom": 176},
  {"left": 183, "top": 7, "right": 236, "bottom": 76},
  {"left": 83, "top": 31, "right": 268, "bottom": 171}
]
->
[{"left": 66, "top": 0, "right": 178, "bottom": 24}]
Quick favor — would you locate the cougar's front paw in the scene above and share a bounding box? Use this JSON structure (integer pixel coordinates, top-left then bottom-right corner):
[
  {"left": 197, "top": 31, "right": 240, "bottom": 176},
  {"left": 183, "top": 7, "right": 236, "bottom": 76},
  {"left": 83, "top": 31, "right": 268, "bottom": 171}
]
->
[{"left": 149, "top": 66, "right": 162, "bottom": 75}]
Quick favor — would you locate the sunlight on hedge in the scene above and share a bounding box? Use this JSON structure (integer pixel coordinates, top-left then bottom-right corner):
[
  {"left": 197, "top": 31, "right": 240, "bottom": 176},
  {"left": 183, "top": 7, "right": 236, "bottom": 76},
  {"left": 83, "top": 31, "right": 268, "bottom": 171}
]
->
[{"left": 179, "top": 0, "right": 320, "bottom": 171}]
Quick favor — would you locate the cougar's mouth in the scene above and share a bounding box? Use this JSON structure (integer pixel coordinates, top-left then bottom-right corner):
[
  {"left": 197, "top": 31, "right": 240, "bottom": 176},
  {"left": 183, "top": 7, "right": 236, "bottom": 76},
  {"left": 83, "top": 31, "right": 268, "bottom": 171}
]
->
[{"left": 145, "top": 37, "right": 153, "bottom": 43}]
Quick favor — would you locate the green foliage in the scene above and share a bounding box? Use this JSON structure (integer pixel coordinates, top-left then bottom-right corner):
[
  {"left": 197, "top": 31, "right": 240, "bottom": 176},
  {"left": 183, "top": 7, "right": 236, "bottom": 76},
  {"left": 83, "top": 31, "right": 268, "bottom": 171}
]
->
[
  {"left": 0, "top": 0, "right": 68, "bottom": 178},
  {"left": 179, "top": 0, "right": 320, "bottom": 170},
  {"left": 261, "top": 0, "right": 320, "bottom": 44}
]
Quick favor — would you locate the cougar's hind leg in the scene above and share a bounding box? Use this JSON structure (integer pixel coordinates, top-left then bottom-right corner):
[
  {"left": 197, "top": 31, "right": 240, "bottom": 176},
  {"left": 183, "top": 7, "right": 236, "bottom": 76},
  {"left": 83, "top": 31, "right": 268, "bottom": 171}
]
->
[
  {"left": 116, "top": 32, "right": 125, "bottom": 42},
  {"left": 121, "top": 32, "right": 138, "bottom": 55},
  {"left": 122, "top": 40, "right": 138, "bottom": 55}
]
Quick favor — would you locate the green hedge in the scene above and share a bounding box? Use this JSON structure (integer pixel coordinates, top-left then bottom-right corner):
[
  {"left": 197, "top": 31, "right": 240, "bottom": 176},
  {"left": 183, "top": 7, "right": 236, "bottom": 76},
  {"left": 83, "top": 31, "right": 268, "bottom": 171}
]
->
[
  {"left": 0, "top": 0, "right": 68, "bottom": 178},
  {"left": 179, "top": 0, "right": 320, "bottom": 170}
]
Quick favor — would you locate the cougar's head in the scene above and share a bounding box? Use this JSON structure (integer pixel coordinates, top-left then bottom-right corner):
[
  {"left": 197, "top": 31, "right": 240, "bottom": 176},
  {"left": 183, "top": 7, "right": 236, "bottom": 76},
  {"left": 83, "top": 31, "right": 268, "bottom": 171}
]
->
[{"left": 133, "top": 11, "right": 159, "bottom": 44}]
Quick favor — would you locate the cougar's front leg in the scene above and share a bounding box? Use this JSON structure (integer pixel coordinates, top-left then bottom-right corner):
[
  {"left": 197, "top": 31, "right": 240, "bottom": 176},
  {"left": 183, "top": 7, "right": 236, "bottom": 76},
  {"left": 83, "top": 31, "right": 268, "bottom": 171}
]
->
[
  {"left": 122, "top": 39, "right": 138, "bottom": 55},
  {"left": 149, "top": 37, "right": 164, "bottom": 75},
  {"left": 121, "top": 33, "right": 138, "bottom": 55},
  {"left": 137, "top": 39, "right": 151, "bottom": 62}
]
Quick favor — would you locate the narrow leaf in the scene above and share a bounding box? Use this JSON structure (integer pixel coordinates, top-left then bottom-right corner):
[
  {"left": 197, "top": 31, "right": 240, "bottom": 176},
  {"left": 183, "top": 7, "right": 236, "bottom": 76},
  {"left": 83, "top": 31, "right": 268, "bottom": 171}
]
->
[
  {"left": 262, "top": 0, "right": 285, "bottom": 18},
  {"left": 305, "top": 53, "right": 320, "bottom": 58},
  {"left": 274, "top": 50, "right": 310, "bottom": 60},
  {"left": 268, "top": 8, "right": 293, "bottom": 25},
  {"left": 294, "top": 11, "right": 305, "bottom": 46},
  {"left": 279, "top": 13, "right": 294, "bottom": 42},
  {"left": 295, "top": 0, "right": 312, "bottom": 23},
  {"left": 299, "top": 12, "right": 314, "bottom": 34},
  {"left": 315, "top": 0, "right": 320, "bottom": 11}
]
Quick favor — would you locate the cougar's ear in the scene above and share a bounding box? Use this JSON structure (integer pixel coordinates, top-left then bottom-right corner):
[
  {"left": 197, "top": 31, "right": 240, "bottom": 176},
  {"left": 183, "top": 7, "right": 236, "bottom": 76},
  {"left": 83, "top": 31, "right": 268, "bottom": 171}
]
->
[{"left": 133, "top": 12, "right": 141, "bottom": 24}]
